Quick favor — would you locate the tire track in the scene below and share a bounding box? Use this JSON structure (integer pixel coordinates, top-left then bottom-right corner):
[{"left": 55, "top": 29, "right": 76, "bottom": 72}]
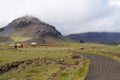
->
[{"left": 81, "top": 53, "right": 120, "bottom": 80}]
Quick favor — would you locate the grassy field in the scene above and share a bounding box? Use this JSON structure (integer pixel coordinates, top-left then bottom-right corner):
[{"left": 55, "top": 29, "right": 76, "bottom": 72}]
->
[
  {"left": 0, "top": 43, "right": 89, "bottom": 80},
  {"left": 76, "top": 43, "right": 120, "bottom": 62},
  {"left": 0, "top": 42, "right": 120, "bottom": 80}
]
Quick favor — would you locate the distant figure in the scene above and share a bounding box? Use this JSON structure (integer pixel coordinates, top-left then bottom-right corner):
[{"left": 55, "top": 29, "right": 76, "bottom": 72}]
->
[
  {"left": 14, "top": 43, "right": 17, "bottom": 49},
  {"left": 18, "top": 43, "right": 24, "bottom": 48},
  {"left": 80, "top": 39, "right": 84, "bottom": 43},
  {"left": 17, "top": 43, "right": 21, "bottom": 48},
  {"left": 20, "top": 43, "right": 23, "bottom": 48}
]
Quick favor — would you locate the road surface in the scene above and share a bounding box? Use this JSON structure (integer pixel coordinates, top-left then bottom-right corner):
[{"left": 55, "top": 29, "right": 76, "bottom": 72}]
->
[{"left": 81, "top": 53, "right": 120, "bottom": 80}]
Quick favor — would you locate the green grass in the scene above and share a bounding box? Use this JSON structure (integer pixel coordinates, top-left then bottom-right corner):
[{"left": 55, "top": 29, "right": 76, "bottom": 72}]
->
[
  {"left": 11, "top": 37, "right": 31, "bottom": 41},
  {"left": 75, "top": 43, "right": 120, "bottom": 62},
  {"left": 0, "top": 42, "right": 120, "bottom": 80},
  {"left": 0, "top": 47, "right": 72, "bottom": 66},
  {"left": 0, "top": 43, "right": 89, "bottom": 80},
  {"left": 0, "top": 64, "right": 60, "bottom": 80},
  {"left": 55, "top": 57, "right": 89, "bottom": 80}
]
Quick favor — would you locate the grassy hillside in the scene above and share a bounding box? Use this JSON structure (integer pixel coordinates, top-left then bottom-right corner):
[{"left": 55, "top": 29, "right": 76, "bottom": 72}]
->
[{"left": 0, "top": 36, "right": 12, "bottom": 42}]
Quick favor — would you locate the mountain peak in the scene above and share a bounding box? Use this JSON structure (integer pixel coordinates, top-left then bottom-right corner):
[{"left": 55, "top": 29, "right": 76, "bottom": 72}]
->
[
  {"left": 13, "top": 16, "right": 44, "bottom": 25},
  {"left": 17, "top": 16, "right": 39, "bottom": 21},
  {"left": 0, "top": 16, "right": 64, "bottom": 43}
]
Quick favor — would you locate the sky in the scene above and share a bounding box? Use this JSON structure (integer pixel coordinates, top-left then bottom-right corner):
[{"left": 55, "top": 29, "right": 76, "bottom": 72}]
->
[{"left": 0, "top": 0, "right": 120, "bottom": 35}]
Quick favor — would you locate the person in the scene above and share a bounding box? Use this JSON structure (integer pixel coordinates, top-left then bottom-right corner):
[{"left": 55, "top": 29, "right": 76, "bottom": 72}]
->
[{"left": 14, "top": 43, "right": 17, "bottom": 49}]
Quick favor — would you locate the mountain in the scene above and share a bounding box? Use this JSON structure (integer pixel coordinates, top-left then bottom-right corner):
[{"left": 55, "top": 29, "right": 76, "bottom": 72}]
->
[
  {"left": 66, "top": 32, "right": 120, "bottom": 43},
  {"left": 0, "top": 16, "right": 64, "bottom": 43}
]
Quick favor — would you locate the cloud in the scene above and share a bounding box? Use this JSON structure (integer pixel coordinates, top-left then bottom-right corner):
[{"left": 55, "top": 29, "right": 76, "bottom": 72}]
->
[
  {"left": 109, "top": 0, "right": 120, "bottom": 6},
  {"left": 0, "top": 0, "right": 120, "bottom": 35}
]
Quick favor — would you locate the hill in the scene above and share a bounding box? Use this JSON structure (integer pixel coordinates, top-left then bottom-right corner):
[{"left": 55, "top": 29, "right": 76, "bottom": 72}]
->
[
  {"left": 66, "top": 32, "right": 120, "bottom": 43},
  {"left": 0, "top": 16, "right": 65, "bottom": 43}
]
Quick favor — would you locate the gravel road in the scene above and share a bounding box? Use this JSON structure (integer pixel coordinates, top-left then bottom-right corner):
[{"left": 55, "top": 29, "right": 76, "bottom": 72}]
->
[{"left": 82, "top": 53, "right": 120, "bottom": 80}]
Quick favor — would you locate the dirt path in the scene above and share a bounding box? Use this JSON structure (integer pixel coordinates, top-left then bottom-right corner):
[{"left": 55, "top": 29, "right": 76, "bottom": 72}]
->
[{"left": 82, "top": 53, "right": 120, "bottom": 80}]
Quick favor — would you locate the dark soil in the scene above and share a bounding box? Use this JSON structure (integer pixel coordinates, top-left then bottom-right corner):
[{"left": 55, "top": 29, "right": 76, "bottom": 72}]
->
[{"left": 82, "top": 53, "right": 120, "bottom": 80}]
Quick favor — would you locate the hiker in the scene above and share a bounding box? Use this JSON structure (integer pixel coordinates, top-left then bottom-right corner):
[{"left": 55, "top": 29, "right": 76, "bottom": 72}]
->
[{"left": 14, "top": 43, "right": 17, "bottom": 49}]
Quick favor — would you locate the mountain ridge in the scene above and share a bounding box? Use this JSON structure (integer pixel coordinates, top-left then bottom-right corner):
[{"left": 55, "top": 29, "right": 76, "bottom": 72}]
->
[{"left": 66, "top": 32, "right": 120, "bottom": 43}]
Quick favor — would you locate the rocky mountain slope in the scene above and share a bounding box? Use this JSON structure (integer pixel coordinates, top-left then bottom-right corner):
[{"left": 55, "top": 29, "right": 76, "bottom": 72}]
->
[{"left": 0, "top": 16, "right": 64, "bottom": 43}]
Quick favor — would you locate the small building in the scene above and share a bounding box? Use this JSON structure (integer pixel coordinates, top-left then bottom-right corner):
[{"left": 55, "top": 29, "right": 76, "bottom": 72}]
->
[{"left": 31, "top": 42, "right": 37, "bottom": 45}]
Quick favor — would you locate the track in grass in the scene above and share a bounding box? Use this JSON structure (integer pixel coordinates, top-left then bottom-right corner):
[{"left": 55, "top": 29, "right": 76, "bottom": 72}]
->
[{"left": 82, "top": 53, "right": 120, "bottom": 80}]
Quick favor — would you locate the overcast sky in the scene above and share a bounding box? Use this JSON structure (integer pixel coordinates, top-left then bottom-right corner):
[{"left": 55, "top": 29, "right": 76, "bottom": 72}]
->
[{"left": 0, "top": 0, "right": 120, "bottom": 35}]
